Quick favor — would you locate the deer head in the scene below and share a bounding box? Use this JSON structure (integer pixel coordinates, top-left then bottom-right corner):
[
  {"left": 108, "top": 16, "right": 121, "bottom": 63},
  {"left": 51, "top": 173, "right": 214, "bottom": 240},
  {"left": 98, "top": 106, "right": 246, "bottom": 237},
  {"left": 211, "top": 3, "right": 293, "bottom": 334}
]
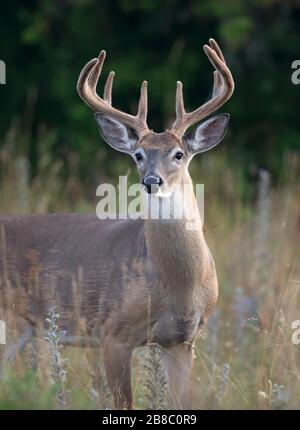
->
[{"left": 77, "top": 39, "right": 234, "bottom": 197}]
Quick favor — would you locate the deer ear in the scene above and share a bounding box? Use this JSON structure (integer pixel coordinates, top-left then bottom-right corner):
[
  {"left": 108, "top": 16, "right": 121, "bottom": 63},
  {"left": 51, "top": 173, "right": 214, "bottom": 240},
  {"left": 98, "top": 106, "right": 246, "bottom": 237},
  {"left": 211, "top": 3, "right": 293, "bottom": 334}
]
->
[
  {"left": 184, "top": 113, "right": 230, "bottom": 155},
  {"left": 95, "top": 113, "right": 138, "bottom": 154}
]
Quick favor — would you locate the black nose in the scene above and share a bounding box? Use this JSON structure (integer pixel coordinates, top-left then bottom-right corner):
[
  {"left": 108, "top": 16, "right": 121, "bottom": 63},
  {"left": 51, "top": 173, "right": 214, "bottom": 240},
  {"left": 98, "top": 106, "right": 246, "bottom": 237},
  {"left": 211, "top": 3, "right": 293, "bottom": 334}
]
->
[{"left": 142, "top": 175, "right": 163, "bottom": 194}]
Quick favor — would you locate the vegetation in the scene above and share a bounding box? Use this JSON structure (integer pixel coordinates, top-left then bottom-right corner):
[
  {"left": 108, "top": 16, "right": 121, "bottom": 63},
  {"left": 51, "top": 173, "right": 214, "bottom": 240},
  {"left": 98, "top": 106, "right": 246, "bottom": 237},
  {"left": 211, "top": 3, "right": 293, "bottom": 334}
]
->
[
  {"left": 0, "top": 0, "right": 300, "bottom": 410},
  {"left": 0, "top": 149, "right": 299, "bottom": 409},
  {"left": 0, "top": 0, "right": 300, "bottom": 184}
]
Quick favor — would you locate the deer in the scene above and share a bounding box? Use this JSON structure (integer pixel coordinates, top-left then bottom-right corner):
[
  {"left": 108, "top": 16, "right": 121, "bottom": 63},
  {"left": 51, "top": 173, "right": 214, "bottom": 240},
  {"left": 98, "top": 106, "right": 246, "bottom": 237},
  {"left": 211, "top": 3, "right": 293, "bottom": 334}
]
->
[{"left": 0, "top": 39, "right": 234, "bottom": 409}]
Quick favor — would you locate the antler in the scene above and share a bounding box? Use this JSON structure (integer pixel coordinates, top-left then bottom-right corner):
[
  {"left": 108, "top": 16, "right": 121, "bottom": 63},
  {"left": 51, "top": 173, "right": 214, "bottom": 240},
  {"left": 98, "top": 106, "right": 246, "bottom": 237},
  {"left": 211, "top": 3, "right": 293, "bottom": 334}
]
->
[
  {"left": 172, "top": 38, "right": 234, "bottom": 137},
  {"left": 77, "top": 50, "right": 150, "bottom": 138}
]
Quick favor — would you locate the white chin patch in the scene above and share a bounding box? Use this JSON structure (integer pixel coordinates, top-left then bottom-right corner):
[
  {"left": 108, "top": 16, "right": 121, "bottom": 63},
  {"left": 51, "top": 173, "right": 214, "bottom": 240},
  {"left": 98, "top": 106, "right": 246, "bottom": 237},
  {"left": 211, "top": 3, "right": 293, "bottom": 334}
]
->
[{"left": 155, "top": 189, "right": 173, "bottom": 198}]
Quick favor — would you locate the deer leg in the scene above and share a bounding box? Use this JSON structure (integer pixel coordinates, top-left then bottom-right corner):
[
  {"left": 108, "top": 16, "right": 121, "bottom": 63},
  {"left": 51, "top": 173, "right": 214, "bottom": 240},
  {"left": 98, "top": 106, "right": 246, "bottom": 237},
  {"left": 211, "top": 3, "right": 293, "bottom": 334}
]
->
[
  {"left": 103, "top": 336, "right": 133, "bottom": 409},
  {"left": 162, "top": 342, "right": 195, "bottom": 409}
]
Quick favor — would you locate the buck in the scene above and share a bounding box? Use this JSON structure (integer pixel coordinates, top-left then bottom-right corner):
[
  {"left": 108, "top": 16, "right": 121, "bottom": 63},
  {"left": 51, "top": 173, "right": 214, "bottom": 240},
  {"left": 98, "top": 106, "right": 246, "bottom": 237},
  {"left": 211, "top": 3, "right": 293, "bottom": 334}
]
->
[{"left": 0, "top": 39, "right": 234, "bottom": 409}]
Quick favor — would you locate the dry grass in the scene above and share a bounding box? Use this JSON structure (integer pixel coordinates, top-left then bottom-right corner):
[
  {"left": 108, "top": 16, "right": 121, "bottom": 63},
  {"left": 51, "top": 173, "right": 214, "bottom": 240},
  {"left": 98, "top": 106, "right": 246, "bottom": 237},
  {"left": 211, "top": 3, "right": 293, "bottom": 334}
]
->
[{"left": 0, "top": 144, "right": 299, "bottom": 409}]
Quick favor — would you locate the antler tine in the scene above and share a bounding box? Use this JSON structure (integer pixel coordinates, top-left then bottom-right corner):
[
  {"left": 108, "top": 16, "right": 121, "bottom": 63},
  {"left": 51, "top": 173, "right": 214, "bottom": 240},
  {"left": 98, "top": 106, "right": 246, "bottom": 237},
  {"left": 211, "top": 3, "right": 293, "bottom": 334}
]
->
[
  {"left": 77, "top": 51, "right": 150, "bottom": 137},
  {"left": 137, "top": 81, "right": 148, "bottom": 125},
  {"left": 171, "top": 39, "right": 234, "bottom": 137},
  {"left": 210, "top": 38, "right": 226, "bottom": 97},
  {"left": 172, "top": 81, "right": 185, "bottom": 130},
  {"left": 176, "top": 81, "right": 185, "bottom": 119},
  {"left": 104, "top": 71, "right": 115, "bottom": 105},
  {"left": 209, "top": 38, "right": 226, "bottom": 63},
  {"left": 210, "top": 38, "right": 226, "bottom": 96},
  {"left": 211, "top": 39, "right": 226, "bottom": 97},
  {"left": 88, "top": 50, "right": 106, "bottom": 90},
  {"left": 77, "top": 58, "right": 99, "bottom": 107},
  {"left": 204, "top": 43, "right": 234, "bottom": 93}
]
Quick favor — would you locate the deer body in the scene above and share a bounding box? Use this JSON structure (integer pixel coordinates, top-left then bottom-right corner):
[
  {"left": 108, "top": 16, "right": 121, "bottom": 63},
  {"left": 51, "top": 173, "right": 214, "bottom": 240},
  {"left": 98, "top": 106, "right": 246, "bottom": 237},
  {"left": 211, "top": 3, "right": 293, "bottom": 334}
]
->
[
  {"left": 0, "top": 183, "right": 216, "bottom": 407},
  {"left": 0, "top": 194, "right": 216, "bottom": 346},
  {"left": 0, "top": 39, "right": 234, "bottom": 409}
]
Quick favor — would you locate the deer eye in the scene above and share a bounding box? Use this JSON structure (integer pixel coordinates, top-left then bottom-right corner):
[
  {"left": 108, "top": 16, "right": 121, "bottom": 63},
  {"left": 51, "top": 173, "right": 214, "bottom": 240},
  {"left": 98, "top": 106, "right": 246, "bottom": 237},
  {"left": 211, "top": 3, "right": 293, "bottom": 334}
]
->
[
  {"left": 135, "top": 152, "right": 143, "bottom": 162},
  {"left": 175, "top": 151, "right": 184, "bottom": 160}
]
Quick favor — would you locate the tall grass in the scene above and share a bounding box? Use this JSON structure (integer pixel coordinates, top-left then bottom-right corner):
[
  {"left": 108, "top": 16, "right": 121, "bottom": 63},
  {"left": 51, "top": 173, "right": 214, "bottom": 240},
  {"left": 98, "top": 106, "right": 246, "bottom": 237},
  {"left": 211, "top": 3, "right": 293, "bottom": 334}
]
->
[{"left": 0, "top": 138, "right": 299, "bottom": 409}]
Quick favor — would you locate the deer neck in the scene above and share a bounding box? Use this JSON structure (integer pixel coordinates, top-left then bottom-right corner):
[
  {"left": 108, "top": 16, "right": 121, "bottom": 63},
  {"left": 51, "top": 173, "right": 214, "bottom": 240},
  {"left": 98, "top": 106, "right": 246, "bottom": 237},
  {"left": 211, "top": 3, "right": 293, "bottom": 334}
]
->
[{"left": 144, "top": 174, "right": 212, "bottom": 303}]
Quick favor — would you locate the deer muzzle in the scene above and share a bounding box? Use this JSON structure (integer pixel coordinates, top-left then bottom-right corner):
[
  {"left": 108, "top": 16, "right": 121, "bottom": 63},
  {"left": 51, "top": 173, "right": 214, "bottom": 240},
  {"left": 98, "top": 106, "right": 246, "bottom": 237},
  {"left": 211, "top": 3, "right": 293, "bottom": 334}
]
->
[{"left": 142, "top": 175, "right": 163, "bottom": 194}]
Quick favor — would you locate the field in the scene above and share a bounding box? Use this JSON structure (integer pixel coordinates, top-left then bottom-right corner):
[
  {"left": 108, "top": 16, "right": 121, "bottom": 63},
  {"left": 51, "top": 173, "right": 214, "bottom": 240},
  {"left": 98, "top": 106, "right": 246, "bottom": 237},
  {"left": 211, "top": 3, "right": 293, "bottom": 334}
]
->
[{"left": 0, "top": 139, "right": 299, "bottom": 410}]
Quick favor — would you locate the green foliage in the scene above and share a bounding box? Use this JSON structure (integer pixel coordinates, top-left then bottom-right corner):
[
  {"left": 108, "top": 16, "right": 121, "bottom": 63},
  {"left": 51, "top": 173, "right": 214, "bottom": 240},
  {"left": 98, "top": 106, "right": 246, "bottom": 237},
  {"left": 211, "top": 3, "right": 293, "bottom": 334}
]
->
[
  {"left": 0, "top": 369, "right": 58, "bottom": 410},
  {"left": 0, "top": 0, "right": 299, "bottom": 185}
]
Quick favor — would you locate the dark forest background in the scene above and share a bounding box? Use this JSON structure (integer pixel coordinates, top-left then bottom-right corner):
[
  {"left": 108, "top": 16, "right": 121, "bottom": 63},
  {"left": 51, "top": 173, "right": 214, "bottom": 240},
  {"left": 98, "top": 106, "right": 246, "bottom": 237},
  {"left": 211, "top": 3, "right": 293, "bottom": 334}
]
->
[{"left": 0, "top": 0, "right": 300, "bottom": 198}]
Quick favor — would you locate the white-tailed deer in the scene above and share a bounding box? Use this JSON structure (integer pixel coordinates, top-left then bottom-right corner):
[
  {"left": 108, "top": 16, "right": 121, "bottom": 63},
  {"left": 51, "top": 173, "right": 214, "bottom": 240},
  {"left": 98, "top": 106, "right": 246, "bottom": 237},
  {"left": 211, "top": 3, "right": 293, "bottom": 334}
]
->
[{"left": 0, "top": 39, "right": 234, "bottom": 409}]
